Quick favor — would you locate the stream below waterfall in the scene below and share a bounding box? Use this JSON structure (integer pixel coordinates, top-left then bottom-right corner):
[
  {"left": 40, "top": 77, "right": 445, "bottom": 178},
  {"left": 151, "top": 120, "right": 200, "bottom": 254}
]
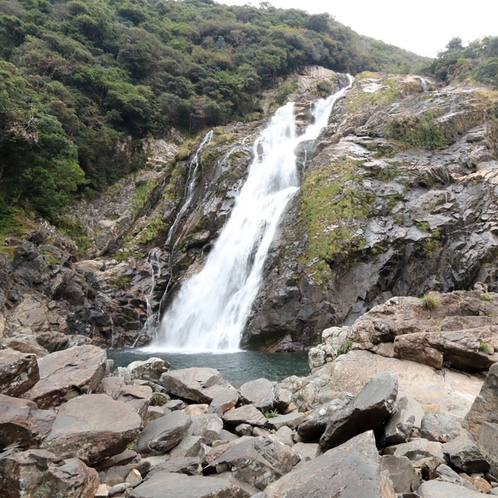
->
[{"left": 107, "top": 349, "right": 309, "bottom": 387}]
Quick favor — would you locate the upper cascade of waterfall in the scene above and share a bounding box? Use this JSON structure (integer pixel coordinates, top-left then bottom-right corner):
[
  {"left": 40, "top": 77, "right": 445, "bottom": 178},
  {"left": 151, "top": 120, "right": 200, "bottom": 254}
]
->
[{"left": 148, "top": 76, "right": 354, "bottom": 353}]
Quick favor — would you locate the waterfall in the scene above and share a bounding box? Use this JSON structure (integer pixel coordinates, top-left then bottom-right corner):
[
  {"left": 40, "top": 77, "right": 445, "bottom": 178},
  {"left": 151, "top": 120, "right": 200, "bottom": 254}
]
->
[{"left": 150, "top": 76, "right": 353, "bottom": 352}]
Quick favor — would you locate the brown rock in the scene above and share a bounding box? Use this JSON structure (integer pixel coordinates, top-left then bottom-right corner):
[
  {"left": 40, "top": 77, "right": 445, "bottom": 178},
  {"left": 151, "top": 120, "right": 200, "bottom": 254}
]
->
[
  {"left": 0, "top": 349, "right": 39, "bottom": 397},
  {"left": 23, "top": 345, "right": 107, "bottom": 408},
  {"left": 42, "top": 393, "right": 142, "bottom": 465}
]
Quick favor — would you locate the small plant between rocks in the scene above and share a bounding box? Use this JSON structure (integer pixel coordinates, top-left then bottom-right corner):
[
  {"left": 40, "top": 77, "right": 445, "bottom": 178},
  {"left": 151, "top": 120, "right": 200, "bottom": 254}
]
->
[{"left": 420, "top": 293, "right": 440, "bottom": 311}]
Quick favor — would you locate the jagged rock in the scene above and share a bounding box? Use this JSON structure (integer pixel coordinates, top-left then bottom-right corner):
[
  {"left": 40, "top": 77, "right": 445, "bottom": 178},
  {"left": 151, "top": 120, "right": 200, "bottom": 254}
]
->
[
  {"left": 0, "top": 394, "right": 55, "bottom": 450},
  {"left": 184, "top": 404, "right": 209, "bottom": 416},
  {"left": 442, "top": 434, "right": 489, "bottom": 473},
  {"left": 264, "top": 431, "right": 396, "bottom": 497},
  {"left": 130, "top": 472, "right": 250, "bottom": 498},
  {"left": 239, "top": 378, "right": 275, "bottom": 412},
  {"left": 383, "top": 396, "right": 424, "bottom": 445},
  {"left": 169, "top": 436, "right": 206, "bottom": 459},
  {"left": 476, "top": 422, "right": 498, "bottom": 478},
  {"left": 420, "top": 413, "right": 465, "bottom": 443},
  {"left": 222, "top": 404, "right": 267, "bottom": 427},
  {"left": 128, "top": 358, "right": 170, "bottom": 382},
  {"left": 208, "top": 388, "right": 239, "bottom": 416},
  {"left": 42, "top": 393, "right": 142, "bottom": 465},
  {"left": 380, "top": 455, "right": 420, "bottom": 494},
  {"left": 0, "top": 337, "right": 48, "bottom": 358},
  {"left": 203, "top": 437, "right": 253, "bottom": 466},
  {"left": 464, "top": 362, "right": 498, "bottom": 438},
  {"left": 160, "top": 367, "right": 236, "bottom": 404},
  {"left": 389, "top": 439, "right": 446, "bottom": 473},
  {"left": 23, "top": 345, "right": 107, "bottom": 409},
  {"left": 205, "top": 435, "right": 300, "bottom": 490},
  {"left": 435, "top": 464, "right": 480, "bottom": 491},
  {"left": 417, "top": 480, "right": 485, "bottom": 497},
  {"left": 292, "top": 441, "right": 320, "bottom": 461},
  {"left": 266, "top": 412, "right": 306, "bottom": 431},
  {"left": 272, "top": 426, "right": 294, "bottom": 447},
  {"left": 117, "top": 384, "right": 153, "bottom": 420},
  {"left": 310, "top": 350, "right": 481, "bottom": 415},
  {"left": 146, "top": 457, "right": 202, "bottom": 476},
  {"left": 320, "top": 371, "right": 398, "bottom": 451},
  {"left": 187, "top": 414, "right": 223, "bottom": 444},
  {"left": 135, "top": 410, "right": 192, "bottom": 455},
  {"left": 296, "top": 395, "right": 353, "bottom": 442},
  {"left": 0, "top": 449, "right": 99, "bottom": 498},
  {"left": 0, "top": 349, "right": 39, "bottom": 397},
  {"left": 96, "top": 449, "right": 138, "bottom": 471}
]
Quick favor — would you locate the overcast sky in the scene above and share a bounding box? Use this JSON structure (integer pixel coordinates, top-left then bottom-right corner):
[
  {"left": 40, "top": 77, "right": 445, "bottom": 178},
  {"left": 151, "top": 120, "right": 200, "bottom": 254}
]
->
[{"left": 216, "top": 0, "right": 497, "bottom": 58}]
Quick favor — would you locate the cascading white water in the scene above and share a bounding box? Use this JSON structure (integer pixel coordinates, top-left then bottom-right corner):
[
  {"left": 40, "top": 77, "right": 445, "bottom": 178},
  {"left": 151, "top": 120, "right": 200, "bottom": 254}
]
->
[{"left": 151, "top": 77, "right": 353, "bottom": 352}]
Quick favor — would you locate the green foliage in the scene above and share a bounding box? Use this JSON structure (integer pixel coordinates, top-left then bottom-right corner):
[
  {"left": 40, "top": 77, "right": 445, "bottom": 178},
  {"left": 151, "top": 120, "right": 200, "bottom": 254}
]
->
[
  {"left": 301, "top": 157, "right": 373, "bottom": 278},
  {"left": 420, "top": 293, "right": 440, "bottom": 311},
  {"left": 0, "top": 0, "right": 428, "bottom": 227},
  {"left": 480, "top": 342, "right": 491, "bottom": 354},
  {"left": 430, "top": 36, "right": 498, "bottom": 88},
  {"left": 337, "top": 339, "right": 353, "bottom": 356},
  {"left": 264, "top": 409, "right": 279, "bottom": 419},
  {"left": 385, "top": 112, "right": 450, "bottom": 150},
  {"left": 480, "top": 293, "right": 495, "bottom": 302}
]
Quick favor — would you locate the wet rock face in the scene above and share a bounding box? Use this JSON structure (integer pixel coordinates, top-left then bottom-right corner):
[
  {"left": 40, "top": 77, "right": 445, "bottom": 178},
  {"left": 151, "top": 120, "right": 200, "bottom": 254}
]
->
[{"left": 242, "top": 74, "right": 498, "bottom": 349}]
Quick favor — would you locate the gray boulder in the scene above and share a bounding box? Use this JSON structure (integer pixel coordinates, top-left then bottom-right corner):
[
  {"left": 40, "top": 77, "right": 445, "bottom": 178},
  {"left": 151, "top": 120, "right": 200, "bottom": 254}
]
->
[
  {"left": 0, "top": 349, "right": 39, "bottom": 397},
  {"left": 464, "top": 362, "right": 498, "bottom": 439},
  {"left": 222, "top": 404, "right": 267, "bottom": 427},
  {"left": 417, "top": 480, "right": 485, "bottom": 497},
  {"left": 0, "top": 394, "right": 55, "bottom": 450},
  {"left": 128, "top": 357, "right": 170, "bottom": 381},
  {"left": 420, "top": 413, "right": 465, "bottom": 443},
  {"left": 477, "top": 421, "right": 498, "bottom": 478},
  {"left": 267, "top": 412, "right": 305, "bottom": 431},
  {"left": 23, "top": 345, "right": 107, "bottom": 408},
  {"left": 381, "top": 455, "right": 420, "bottom": 494},
  {"left": 160, "top": 367, "right": 235, "bottom": 404},
  {"left": 383, "top": 396, "right": 424, "bottom": 445},
  {"left": 42, "top": 393, "right": 142, "bottom": 465},
  {"left": 297, "top": 396, "right": 352, "bottom": 442},
  {"left": 130, "top": 472, "right": 250, "bottom": 498},
  {"left": 320, "top": 372, "right": 398, "bottom": 450},
  {"left": 442, "top": 434, "right": 489, "bottom": 473},
  {"left": 264, "top": 431, "right": 396, "bottom": 498},
  {"left": 205, "top": 435, "right": 300, "bottom": 490},
  {"left": 187, "top": 414, "right": 224, "bottom": 444},
  {"left": 135, "top": 410, "right": 192, "bottom": 455},
  {"left": 208, "top": 388, "right": 239, "bottom": 416},
  {"left": 239, "top": 378, "right": 275, "bottom": 412},
  {"left": 0, "top": 449, "right": 99, "bottom": 498},
  {"left": 435, "top": 464, "right": 480, "bottom": 491}
]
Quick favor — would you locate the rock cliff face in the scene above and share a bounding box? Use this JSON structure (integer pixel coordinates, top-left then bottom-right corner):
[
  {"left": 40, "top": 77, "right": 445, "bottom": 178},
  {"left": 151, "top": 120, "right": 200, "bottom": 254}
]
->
[{"left": 1, "top": 68, "right": 497, "bottom": 350}]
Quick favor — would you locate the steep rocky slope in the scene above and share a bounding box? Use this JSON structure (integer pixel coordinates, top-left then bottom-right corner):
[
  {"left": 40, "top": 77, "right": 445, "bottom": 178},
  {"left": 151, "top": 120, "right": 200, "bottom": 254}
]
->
[{"left": 1, "top": 68, "right": 497, "bottom": 350}]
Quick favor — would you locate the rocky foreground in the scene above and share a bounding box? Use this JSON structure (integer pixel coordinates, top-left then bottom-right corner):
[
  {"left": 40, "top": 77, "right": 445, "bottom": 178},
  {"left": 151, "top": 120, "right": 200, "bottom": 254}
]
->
[{"left": 1, "top": 289, "right": 498, "bottom": 497}]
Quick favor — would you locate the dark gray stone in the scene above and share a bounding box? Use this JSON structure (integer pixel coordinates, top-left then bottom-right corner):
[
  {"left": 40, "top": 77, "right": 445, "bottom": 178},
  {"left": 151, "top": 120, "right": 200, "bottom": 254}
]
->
[
  {"left": 320, "top": 372, "right": 398, "bottom": 450},
  {"left": 0, "top": 349, "right": 39, "bottom": 397},
  {"left": 205, "top": 435, "right": 300, "bottom": 490},
  {"left": 380, "top": 455, "right": 420, "bottom": 493},
  {"left": 383, "top": 396, "right": 424, "bottom": 445},
  {"left": 264, "top": 431, "right": 396, "bottom": 498},
  {"left": 135, "top": 410, "right": 192, "bottom": 455},
  {"left": 442, "top": 434, "right": 489, "bottom": 473},
  {"left": 417, "top": 480, "right": 485, "bottom": 497},
  {"left": 421, "top": 413, "right": 464, "bottom": 443},
  {"left": 130, "top": 471, "right": 250, "bottom": 498}
]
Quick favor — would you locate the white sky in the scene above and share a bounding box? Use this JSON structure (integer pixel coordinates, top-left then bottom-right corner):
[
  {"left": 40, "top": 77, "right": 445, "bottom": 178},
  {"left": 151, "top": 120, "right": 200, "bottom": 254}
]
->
[{"left": 216, "top": 0, "right": 497, "bottom": 58}]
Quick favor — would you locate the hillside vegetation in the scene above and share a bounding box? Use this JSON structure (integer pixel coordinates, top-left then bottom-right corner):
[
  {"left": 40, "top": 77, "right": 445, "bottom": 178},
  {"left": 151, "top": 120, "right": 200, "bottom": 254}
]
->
[{"left": 0, "top": 0, "right": 431, "bottom": 227}]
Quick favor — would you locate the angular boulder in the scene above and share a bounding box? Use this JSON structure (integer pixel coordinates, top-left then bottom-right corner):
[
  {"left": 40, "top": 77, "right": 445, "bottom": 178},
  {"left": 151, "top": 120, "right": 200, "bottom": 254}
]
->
[
  {"left": 320, "top": 372, "right": 398, "bottom": 450},
  {"left": 417, "top": 480, "right": 485, "bottom": 497},
  {"left": 383, "top": 396, "right": 424, "bottom": 446},
  {"left": 23, "top": 345, "right": 107, "bottom": 408},
  {"left": 205, "top": 435, "right": 300, "bottom": 490},
  {"left": 128, "top": 357, "right": 170, "bottom": 382},
  {"left": 420, "top": 413, "right": 464, "bottom": 443},
  {"left": 130, "top": 472, "right": 250, "bottom": 498},
  {"left": 464, "top": 362, "right": 498, "bottom": 439},
  {"left": 380, "top": 455, "right": 420, "bottom": 494},
  {"left": 0, "top": 349, "right": 39, "bottom": 397},
  {"left": 0, "top": 394, "right": 55, "bottom": 450},
  {"left": 264, "top": 431, "right": 396, "bottom": 498},
  {"left": 160, "top": 367, "right": 236, "bottom": 404},
  {"left": 135, "top": 410, "right": 192, "bottom": 455},
  {"left": 42, "top": 393, "right": 142, "bottom": 465},
  {"left": 442, "top": 434, "right": 489, "bottom": 473},
  {"left": 239, "top": 378, "right": 275, "bottom": 412},
  {"left": 222, "top": 404, "right": 267, "bottom": 427}
]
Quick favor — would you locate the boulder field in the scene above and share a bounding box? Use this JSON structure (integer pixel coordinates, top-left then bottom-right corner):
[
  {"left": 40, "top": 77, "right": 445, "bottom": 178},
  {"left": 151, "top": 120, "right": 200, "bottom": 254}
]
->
[{"left": 1, "top": 290, "right": 498, "bottom": 497}]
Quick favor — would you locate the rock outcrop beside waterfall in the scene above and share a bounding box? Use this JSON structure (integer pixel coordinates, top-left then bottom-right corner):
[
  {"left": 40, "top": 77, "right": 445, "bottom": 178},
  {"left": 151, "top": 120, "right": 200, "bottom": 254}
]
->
[{"left": 1, "top": 68, "right": 497, "bottom": 350}]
